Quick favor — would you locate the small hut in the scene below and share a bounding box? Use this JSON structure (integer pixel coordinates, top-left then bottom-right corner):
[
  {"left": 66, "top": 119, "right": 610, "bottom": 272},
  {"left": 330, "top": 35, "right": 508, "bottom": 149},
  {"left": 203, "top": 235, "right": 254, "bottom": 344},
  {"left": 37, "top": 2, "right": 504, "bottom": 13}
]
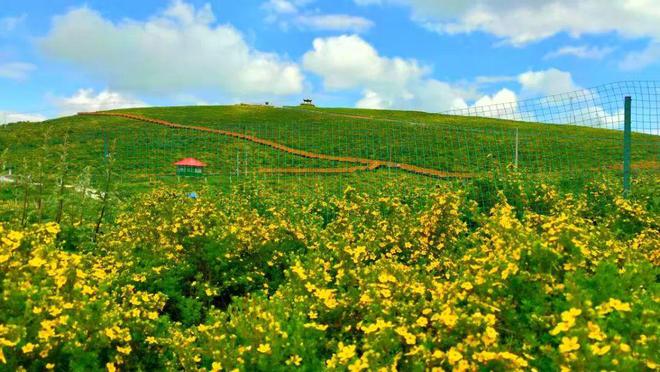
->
[
  {"left": 174, "top": 158, "right": 207, "bottom": 177},
  {"left": 301, "top": 98, "right": 315, "bottom": 107}
]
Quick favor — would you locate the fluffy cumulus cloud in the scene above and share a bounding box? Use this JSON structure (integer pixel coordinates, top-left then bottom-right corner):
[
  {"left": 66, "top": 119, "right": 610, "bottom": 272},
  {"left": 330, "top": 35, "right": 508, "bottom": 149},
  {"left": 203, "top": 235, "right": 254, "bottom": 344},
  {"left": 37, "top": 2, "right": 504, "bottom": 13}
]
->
[
  {"left": 518, "top": 68, "right": 580, "bottom": 97},
  {"left": 544, "top": 45, "right": 615, "bottom": 60},
  {"left": 355, "top": 0, "right": 660, "bottom": 46},
  {"left": 53, "top": 89, "right": 147, "bottom": 116},
  {"left": 0, "top": 62, "right": 35, "bottom": 81},
  {"left": 302, "top": 35, "right": 589, "bottom": 113},
  {"left": 303, "top": 35, "right": 468, "bottom": 111},
  {"left": 39, "top": 1, "right": 304, "bottom": 99},
  {"left": 263, "top": 0, "right": 373, "bottom": 33},
  {"left": 355, "top": 0, "right": 660, "bottom": 68}
]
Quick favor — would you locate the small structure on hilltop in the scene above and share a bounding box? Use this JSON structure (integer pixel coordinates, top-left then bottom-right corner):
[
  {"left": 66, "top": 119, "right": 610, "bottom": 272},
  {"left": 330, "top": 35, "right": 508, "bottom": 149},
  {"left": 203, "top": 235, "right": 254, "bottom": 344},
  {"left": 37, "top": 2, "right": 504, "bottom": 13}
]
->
[
  {"left": 301, "top": 98, "right": 315, "bottom": 107},
  {"left": 174, "top": 158, "right": 207, "bottom": 177}
]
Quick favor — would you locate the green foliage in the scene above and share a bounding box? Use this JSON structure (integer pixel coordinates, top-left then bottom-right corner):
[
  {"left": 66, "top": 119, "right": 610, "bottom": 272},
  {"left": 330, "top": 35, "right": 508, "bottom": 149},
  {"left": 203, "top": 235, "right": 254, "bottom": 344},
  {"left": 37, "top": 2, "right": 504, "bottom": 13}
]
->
[{"left": 0, "top": 176, "right": 657, "bottom": 371}]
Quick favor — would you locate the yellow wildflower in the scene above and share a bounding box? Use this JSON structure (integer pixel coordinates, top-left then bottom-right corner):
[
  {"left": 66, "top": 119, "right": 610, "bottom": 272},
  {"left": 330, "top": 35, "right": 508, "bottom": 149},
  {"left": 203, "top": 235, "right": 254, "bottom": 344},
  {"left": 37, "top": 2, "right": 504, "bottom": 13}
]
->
[
  {"left": 395, "top": 326, "right": 416, "bottom": 345},
  {"left": 304, "top": 322, "right": 329, "bottom": 331},
  {"left": 336, "top": 342, "right": 356, "bottom": 363},
  {"left": 117, "top": 345, "right": 132, "bottom": 355},
  {"left": 482, "top": 326, "right": 498, "bottom": 346},
  {"left": 587, "top": 322, "right": 606, "bottom": 341},
  {"left": 257, "top": 343, "right": 271, "bottom": 354},
  {"left": 447, "top": 347, "right": 463, "bottom": 365},
  {"left": 287, "top": 355, "right": 302, "bottom": 366},
  {"left": 559, "top": 337, "right": 580, "bottom": 353},
  {"left": 28, "top": 256, "right": 47, "bottom": 268},
  {"left": 21, "top": 343, "right": 35, "bottom": 353},
  {"left": 590, "top": 344, "right": 610, "bottom": 356}
]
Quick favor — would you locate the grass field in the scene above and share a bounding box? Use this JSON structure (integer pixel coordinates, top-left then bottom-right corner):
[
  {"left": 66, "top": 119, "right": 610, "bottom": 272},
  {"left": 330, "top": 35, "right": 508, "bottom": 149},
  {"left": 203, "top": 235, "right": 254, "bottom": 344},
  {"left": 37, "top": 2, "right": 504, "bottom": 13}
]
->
[{"left": 1, "top": 105, "right": 657, "bottom": 191}]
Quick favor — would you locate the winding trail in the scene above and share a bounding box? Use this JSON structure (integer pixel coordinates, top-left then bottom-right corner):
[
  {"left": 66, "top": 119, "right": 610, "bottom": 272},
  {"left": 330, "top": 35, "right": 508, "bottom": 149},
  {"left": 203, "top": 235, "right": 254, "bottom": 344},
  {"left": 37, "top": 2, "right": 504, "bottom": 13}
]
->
[{"left": 79, "top": 111, "right": 473, "bottom": 179}]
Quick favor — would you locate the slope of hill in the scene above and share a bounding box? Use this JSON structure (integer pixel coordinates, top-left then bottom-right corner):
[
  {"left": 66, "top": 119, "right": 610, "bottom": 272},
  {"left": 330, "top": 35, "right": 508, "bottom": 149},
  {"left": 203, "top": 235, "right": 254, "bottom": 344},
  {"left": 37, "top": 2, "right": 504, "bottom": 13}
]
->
[{"left": 0, "top": 105, "right": 657, "bottom": 196}]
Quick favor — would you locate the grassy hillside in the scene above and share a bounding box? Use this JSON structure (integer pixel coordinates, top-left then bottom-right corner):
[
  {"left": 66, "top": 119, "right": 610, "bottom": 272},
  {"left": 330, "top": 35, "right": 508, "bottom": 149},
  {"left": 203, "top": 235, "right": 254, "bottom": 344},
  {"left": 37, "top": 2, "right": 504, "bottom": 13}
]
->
[{"left": 0, "top": 105, "right": 657, "bottom": 196}]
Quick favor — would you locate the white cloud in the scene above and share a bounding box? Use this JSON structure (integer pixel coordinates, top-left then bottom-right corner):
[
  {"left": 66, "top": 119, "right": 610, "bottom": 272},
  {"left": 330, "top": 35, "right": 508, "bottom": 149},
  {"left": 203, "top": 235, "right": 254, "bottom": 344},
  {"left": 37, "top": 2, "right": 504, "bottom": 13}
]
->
[
  {"left": 0, "top": 62, "right": 35, "bottom": 81},
  {"left": 474, "top": 88, "right": 517, "bottom": 107},
  {"left": 355, "top": 0, "right": 660, "bottom": 46},
  {"left": 53, "top": 89, "right": 147, "bottom": 115},
  {"left": 303, "top": 34, "right": 468, "bottom": 111},
  {"left": 262, "top": 0, "right": 299, "bottom": 14},
  {"left": 303, "top": 35, "right": 425, "bottom": 89},
  {"left": 263, "top": 0, "right": 373, "bottom": 33},
  {"left": 474, "top": 75, "right": 516, "bottom": 85},
  {"left": 518, "top": 68, "right": 580, "bottom": 97},
  {"left": 1, "top": 111, "right": 47, "bottom": 124},
  {"left": 295, "top": 14, "right": 373, "bottom": 33},
  {"left": 544, "top": 45, "right": 615, "bottom": 60},
  {"left": 620, "top": 41, "right": 660, "bottom": 70},
  {"left": 455, "top": 88, "right": 523, "bottom": 120},
  {"left": 40, "top": 1, "right": 304, "bottom": 99}
]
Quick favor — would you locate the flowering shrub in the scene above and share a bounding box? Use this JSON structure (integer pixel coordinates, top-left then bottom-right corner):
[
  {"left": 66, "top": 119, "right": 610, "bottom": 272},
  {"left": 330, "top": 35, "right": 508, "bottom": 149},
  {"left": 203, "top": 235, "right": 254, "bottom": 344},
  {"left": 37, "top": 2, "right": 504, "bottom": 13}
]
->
[{"left": 0, "top": 179, "right": 658, "bottom": 371}]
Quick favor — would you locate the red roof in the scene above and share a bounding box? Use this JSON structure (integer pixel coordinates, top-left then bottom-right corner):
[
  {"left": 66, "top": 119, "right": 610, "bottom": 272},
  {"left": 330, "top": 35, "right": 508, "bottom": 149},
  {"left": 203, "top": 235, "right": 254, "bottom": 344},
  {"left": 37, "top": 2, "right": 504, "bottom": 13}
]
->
[{"left": 174, "top": 158, "right": 207, "bottom": 167}]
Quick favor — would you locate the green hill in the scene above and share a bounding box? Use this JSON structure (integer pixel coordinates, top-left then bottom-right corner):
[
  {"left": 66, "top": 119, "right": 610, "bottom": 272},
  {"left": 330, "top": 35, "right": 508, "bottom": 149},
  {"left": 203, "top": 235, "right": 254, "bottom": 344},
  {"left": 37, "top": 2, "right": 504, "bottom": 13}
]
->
[{"left": 0, "top": 105, "right": 658, "bottom": 195}]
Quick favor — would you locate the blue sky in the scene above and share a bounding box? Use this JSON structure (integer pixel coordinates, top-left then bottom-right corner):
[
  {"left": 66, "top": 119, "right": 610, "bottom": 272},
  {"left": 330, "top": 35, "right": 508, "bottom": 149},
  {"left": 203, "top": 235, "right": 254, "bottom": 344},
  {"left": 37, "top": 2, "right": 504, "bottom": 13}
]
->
[{"left": 1, "top": 0, "right": 659, "bottom": 122}]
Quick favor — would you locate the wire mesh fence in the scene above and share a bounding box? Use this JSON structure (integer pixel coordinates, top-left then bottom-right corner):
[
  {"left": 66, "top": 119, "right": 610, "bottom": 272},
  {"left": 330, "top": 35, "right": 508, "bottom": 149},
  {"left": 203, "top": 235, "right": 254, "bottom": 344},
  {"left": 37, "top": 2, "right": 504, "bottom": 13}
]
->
[{"left": 0, "top": 81, "right": 658, "bottom": 216}]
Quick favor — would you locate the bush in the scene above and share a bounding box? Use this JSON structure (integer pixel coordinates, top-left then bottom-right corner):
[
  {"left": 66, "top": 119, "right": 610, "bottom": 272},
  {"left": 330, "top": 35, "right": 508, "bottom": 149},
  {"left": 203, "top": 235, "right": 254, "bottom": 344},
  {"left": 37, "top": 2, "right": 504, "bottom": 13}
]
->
[{"left": 0, "top": 178, "right": 657, "bottom": 370}]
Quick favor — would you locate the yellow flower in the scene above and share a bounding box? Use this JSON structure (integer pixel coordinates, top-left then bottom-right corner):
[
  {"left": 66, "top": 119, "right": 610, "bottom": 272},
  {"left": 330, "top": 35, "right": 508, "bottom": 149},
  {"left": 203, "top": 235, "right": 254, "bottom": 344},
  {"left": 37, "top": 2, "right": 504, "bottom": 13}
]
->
[
  {"left": 21, "top": 343, "right": 35, "bottom": 353},
  {"left": 587, "top": 322, "right": 606, "bottom": 341},
  {"left": 46, "top": 363, "right": 55, "bottom": 370},
  {"left": 435, "top": 308, "right": 458, "bottom": 328},
  {"left": 482, "top": 326, "right": 498, "bottom": 346},
  {"left": 378, "top": 272, "right": 396, "bottom": 283},
  {"left": 461, "top": 282, "right": 473, "bottom": 291},
  {"left": 378, "top": 288, "right": 391, "bottom": 298},
  {"left": 28, "top": 256, "right": 47, "bottom": 268},
  {"left": 106, "top": 362, "right": 117, "bottom": 372},
  {"left": 314, "top": 288, "right": 338, "bottom": 309},
  {"left": 415, "top": 316, "right": 428, "bottom": 327},
  {"left": 608, "top": 299, "right": 631, "bottom": 312},
  {"left": 395, "top": 326, "right": 416, "bottom": 345},
  {"left": 304, "top": 322, "right": 329, "bottom": 331},
  {"left": 211, "top": 361, "right": 222, "bottom": 371},
  {"left": 336, "top": 342, "right": 356, "bottom": 363},
  {"left": 590, "top": 344, "right": 610, "bottom": 356},
  {"left": 287, "top": 355, "right": 302, "bottom": 366},
  {"left": 117, "top": 345, "right": 132, "bottom": 355},
  {"left": 559, "top": 337, "right": 580, "bottom": 353},
  {"left": 447, "top": 347, "right": 463, "bottom": 365},
  {"left": 257, "top": 343, "right": 271, "bottom": 354},
  {"left": 361, "top": 323, "right": 379, "bottom": 334},
  {"left": 619, "top": 343, "right": 631, "bottom": 353}
]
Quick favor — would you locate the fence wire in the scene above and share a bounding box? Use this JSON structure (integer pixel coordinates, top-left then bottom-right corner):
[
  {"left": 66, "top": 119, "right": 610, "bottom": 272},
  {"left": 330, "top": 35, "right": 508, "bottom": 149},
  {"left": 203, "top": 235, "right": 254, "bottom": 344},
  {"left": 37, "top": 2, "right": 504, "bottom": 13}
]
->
[{"left": 0, "top": 81, "right": 658, "bottom": 213}]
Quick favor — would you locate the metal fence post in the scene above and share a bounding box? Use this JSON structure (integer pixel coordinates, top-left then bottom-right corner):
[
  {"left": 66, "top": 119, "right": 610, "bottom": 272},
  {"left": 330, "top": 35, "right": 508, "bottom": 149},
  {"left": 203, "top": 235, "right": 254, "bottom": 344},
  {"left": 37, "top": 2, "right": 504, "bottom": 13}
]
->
[
  {"left": 514, "top": 128, "right": 519, "bottom": 170},
  {"left": 623, "top": 96, "right": 632, "bottom": 196}
]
